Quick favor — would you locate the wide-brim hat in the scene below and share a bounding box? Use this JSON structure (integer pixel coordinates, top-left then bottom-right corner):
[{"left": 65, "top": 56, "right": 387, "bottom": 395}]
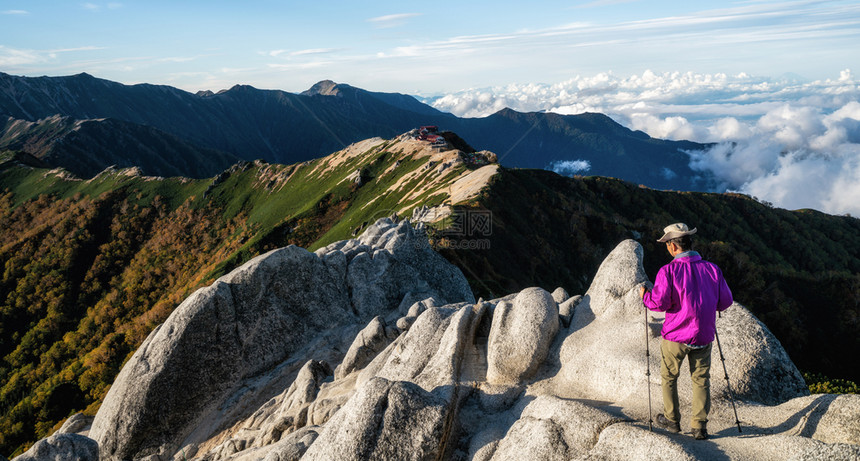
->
[{"left": 657, "top": 222, "right": 697, "bottom": 242}]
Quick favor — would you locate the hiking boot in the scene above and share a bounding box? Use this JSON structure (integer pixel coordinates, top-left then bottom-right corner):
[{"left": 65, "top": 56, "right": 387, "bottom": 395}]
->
[
  {"left": 692, "top": 427, "right": 708, "bottom": 440},
  {"left": 655, "top": 414, "right": 681, "bottom": 433}
]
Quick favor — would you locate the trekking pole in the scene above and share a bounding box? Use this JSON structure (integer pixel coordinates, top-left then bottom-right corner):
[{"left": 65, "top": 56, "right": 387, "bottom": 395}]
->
[
  {"left": 644, "top": 305, "right": 653, "bottom": 431},
  {"left": 714, "top": 312, "right": 742, "bottom": 433}
]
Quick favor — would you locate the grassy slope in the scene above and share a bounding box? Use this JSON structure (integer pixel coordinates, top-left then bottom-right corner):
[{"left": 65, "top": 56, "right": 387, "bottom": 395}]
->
[{"left": 0, "top": 138, "right": 479, "bottom": 455}]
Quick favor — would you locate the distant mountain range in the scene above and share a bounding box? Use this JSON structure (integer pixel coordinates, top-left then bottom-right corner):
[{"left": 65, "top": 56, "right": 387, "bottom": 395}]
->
[
  {"left": 1, "top": 115, "right": 241, "bottom": 178},
  {"left": 0, "top": 72, "right": 711, "bottom": 190}
]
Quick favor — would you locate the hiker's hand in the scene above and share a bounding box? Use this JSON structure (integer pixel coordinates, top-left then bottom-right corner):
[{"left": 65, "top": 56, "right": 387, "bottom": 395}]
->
[{"left": 639, "top": 286, "right": 647, "bottom": 299}]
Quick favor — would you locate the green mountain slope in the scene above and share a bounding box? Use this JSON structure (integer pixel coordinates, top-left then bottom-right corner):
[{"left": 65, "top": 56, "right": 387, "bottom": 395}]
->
[
  {"left": 0, "top": 135, "right": 497, "bottom": 455},
  {"left": 1, "top": 134, "right": 858, "bottom": 456}
]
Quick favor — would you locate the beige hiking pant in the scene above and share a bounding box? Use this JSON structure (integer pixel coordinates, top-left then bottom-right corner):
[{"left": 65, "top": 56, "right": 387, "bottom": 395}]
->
[{"left": 660, "top": 339, "right": 712, "bottom": 429}]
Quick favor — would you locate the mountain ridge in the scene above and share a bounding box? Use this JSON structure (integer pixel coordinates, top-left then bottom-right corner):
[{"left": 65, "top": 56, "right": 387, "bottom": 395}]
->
[
  {"left": 0, "top": 72, "right": 710, "bottom": 189},
  {"left": 1, "top": 115, "right": 242, "bottom": 178}
]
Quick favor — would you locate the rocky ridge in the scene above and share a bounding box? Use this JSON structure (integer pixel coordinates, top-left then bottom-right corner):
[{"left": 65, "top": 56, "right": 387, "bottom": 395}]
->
[
  {"left": 1, "top": 114, "right": 241, "bottom": 178},
  {"left": 17, "top": 219, "right": 860, "bottom": 461}
]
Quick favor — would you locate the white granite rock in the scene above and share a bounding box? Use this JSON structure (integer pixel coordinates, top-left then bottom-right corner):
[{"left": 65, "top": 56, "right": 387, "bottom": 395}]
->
[
  {"left": 557, "top": 239, "right": 807, "bottom": 407},
  {"left": 90, "top": 219, "right": 474, "bottom": 461},
  {"left": 334, "top": 316, "right": 398, "bottom": 379},
  {"left": 300, "top": 377, "right": 450, "bottom": 461},
  {"left": 12, "top": 433, "right": 99, "bottom": 461},
  {"left": 551, "top": 287, "right": 570, "bottom": 304},
  {"left": 82, "top": 231, "right": 858, "bottom": 461},
  {"left": 487, "top": 288, "right": 559, "bottom": 385},
  {"left": 489, "top": 395, "right": 622, "bottom": 460},
  {"left": 57, "top": 413, "right": 93, "bottom": 435}
]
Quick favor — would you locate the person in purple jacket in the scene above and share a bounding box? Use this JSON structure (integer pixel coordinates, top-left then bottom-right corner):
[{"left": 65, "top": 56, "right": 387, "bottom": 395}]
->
[{"left": 639, "top": 223, "right": 733, "bottom": 440}]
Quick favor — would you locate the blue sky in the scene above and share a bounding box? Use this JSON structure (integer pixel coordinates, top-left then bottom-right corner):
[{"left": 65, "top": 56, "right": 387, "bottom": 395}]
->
[
  {"left": 1, "top": 0, "right": 858, "bottom": 93},
  {"left": 2, "top": 0, "right": 860, "bottom": 215}
]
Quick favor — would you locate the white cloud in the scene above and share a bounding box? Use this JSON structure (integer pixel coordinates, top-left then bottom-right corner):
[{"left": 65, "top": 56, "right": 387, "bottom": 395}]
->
[
  {"left": 289, "top": 48, "right": 337, "bottom": 57},
  {"left": 688, "top": 100, "right": 860, "bottom": 216},
  {"left": 661, "top": 167, "right": 678, "bottom": 180},
  {"left": 574, "top": 0, "right": 637, "bottom": 8},
  {"left": 82, "top": 2, "right": 121, "bottom": 12},
  {"left": 627, "top": 114, "right": 708, "bottom": 141},
  {"left": 267, "top": 48, "right": 338, "bottom": 58},
  {"left": 549, "top": 159, "right": 591, "bottom": 176},
  {"left": 0, "top": 45, "right": 105, "bottom": 67},
  {"left": 367, "top": 13, "right": 421, "bottom": 28},
  {"left": 268, "top": 61, "right": 333, "bottom": 71},
  {"left": 50, "top": 46, "right": 106, "bottom": 53},
  {"left": 740, "top": 148, "right": 860, "bottom": 215},
  {"left": 0, "top": 45, "right": 42, "bottom": 66},
  {"left": 424, "top": 69, "right": 860, "bottom": 215},
  {"left": 157, "top": 56, "right": 199, "bottom": 63},
  {"left": 2, "top": 9, "right": 29, "bottom": 14}
]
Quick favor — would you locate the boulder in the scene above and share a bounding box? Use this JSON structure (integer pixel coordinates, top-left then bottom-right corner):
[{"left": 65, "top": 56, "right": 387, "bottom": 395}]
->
[
  {"left": 582, "top": 423, "right": 699, "bottom": 461},
  {"left": 211, "top": 426, "right": 322, "bottom": 461},
  {"left": 396, "top": 316, "right": 416, "bottom": 331},
  {"left": 90, "top": 218, "right": 474, "bottom": 461},
  {"left": 580, "top": 239, "right": 647, "bottom": 319},
  {"left": 488, "top": 395, "right": 622, "bottom": 460},
  {"left": 359, "top": 302, "right": 485, "bottom": 393},
  {"left": 91, "top": 246, "right": 347, "bottom": 461},
  {"left": 468, "top": 428, "right": 503, "bottom": 461},
  {"left": 334, "top": 316, "right": 398, "bottom": 379},
  {"left": 395, "top": 297, "right": 439, "bottom": 331},
  {"left": 12, "top": 433, "right": 99, "bottom": 461},
  {"left": 276, "top": 360, "right": 332, "bottom": 419},
  {"left": 357, "top": 306, "right": 458, "bottom": 389},
  {"left": 261, "top": 426, "right": 321, "bottom": 461},
  {"left": 557, "top": 239, "right": 807, "bottom": 407},
  {"left": 551, "top": 287, "right": 569, "bottom": 304},
  {"left": 306, "top": 393, "right": 351, "bottom": 426},
  {"left": 57, "top": 413, "right": 93, "bottom": 434},
  {"left": 487, "top": 288, "right": 559, "bottom": 384},
  {"left": 412, "top": 303, "right": 487, "bottom": 392},
  {"left": 300, "top": 377, "right": 450, "bottom": 461},
  {"left": 711, "top": 304, "right": 809, "bottom": 404},
  {"left": 558, "top": 295, "right": 581, "bottom": 328},
  {"left": 343, "top": 219, "right": 474, "bottom": 318}
]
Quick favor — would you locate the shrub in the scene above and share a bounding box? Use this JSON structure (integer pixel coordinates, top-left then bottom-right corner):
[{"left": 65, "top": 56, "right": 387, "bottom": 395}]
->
[{"left": 803, "top": 372, "right": 859, "bottom": 394}]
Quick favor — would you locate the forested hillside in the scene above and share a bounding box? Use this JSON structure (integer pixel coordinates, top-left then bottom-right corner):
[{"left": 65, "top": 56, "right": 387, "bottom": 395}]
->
[{"left": 442, "top": 169, "right": 860, "bottom": 385}]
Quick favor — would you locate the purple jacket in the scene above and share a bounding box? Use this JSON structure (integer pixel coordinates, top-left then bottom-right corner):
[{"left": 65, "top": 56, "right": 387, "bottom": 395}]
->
[{"left": 643, "top": 251, "right": 733, "bottom": 346}]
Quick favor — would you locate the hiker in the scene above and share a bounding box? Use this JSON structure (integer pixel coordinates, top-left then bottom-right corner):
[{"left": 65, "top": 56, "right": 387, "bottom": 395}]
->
[{"left": 639, "top": 223, "right": 733, "bottom": 440}]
